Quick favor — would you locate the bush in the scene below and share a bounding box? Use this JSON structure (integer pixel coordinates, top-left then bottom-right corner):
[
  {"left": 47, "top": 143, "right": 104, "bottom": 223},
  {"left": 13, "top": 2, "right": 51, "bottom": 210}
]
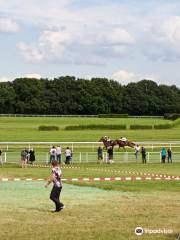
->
[
  {"left": 65, "top": 124, "right": 127, "bottom": 130},
  {"left": 154, "top": 124, "right": 173, "bottom": 129},
  {"left": 130, "top": 124, "right": 153, "bottom": 130},
  {"left": 164, "top": 113, "right": 180, "bottom": 120},
  {"left": 98, "top": 114, "right": 129, "bottom": 118},
  {"left": 38, "top": 125, "right": 59, "bottom": 131}
]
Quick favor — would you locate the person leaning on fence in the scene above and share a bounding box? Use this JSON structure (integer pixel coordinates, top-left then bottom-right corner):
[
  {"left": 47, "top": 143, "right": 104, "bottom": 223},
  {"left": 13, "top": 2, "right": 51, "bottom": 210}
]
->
[
  {"left": 107, "top": 146, "right": 113, "bottom": 164},
  {"left": 161, "top": 147, "right": 167, "bottom": 164},
  {"left": 97, "top": 146, "right": 103, "bottom": 163},
  {"left": 56, "top": 145, "right": 62, "bottom": 164},
  {"left": 141, "top": 146, "right": 146, "bottom": 164},
  {"left": 49, "top": 146, "right": 57, "bottom": 163},
  {"left": 21, "top": 149, "right": 28, "bottom": 168},
  {"left": 64, "top": 147, "right": 71, "bottom": 164},
  {"left": 0, "top": 149, "right": 3, "bottom": 166},
  {"left": 135, "top": 144, "right": 140, "bottom": 161},
  {"left": 167, "top": 148, "right": 172, "bottom": 163},
  {"left": 29, "top": 148, "right": 35, "bottom": 164}
]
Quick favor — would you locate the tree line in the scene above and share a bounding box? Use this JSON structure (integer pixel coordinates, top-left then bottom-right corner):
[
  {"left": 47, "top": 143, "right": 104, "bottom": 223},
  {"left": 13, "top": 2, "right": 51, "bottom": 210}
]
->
[{"left": 0, "top": 77, "right": 179, "bottom": 115}]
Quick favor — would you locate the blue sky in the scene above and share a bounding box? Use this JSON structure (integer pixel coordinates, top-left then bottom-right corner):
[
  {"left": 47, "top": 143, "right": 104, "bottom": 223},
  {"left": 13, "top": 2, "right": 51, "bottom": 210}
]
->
[{"left": 0, "top": 0, "right": 180, "bottom": 87}]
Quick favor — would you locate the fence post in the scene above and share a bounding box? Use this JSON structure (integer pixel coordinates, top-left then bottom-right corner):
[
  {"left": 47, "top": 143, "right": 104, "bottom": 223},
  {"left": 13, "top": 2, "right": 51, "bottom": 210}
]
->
[
  {"left": 46, "top": 153, "right": 49, "bottom": 164},
  {"left": 147, "top": 152, "right": 150, "bottom": 163},
  {"left": 4, "top": 152, "right": 7, "bottom": 163},
  {"left": 79, "top": 152, "right": 81, "bottom": 163},
  {"left": 86, "top": 152, "right": 88, "bottom": 162}
]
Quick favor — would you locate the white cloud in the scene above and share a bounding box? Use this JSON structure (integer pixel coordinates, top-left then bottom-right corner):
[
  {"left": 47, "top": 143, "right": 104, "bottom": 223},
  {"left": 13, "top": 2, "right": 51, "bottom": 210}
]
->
[
  {"left": 0, "top": 18, "right": 19, "bottom": 33},
  {"left": 0, "top": 76, "right": 13, "bottom": 82},
  {"left": 17, "top": 42, "right": 44, "bottom": 62},
  {"left": 97, "top": 28, "right": 135, "bottom": 45},
  {"left": 112, "top": 70, "right": 159, "bottom": 85},
  {"left": 23, "top": 73, "right": 42, "bottom": 79}
]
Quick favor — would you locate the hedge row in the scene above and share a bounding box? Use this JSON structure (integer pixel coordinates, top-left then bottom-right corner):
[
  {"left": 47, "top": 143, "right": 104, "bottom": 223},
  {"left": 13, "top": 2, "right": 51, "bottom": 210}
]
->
[
  {"left": 129, "top": 125, "right": 153, "bottom": 130},
  {"left": 38, "top": 125, "right": 59, "bottom": 131},
  {"left": 65, "top": 124, "right": 127, "bottom": 130},
  {"left": 154, "top": 124, "right": 173, "bottom": 129},
  {"left": 98, "top": 114, "right": 129, "bottom": 118}
]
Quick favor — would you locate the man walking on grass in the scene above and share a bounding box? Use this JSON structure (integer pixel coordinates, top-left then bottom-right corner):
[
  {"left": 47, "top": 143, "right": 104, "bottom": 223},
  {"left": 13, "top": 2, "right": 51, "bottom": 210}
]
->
[{"left": 45, "top": 160, "right": 64, "bottom": 212}]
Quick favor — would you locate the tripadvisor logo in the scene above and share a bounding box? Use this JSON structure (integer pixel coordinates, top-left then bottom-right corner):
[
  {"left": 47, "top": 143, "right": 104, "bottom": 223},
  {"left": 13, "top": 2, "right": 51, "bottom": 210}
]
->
[{"left": 135, "top": 227, "right": 144, "bottom": 236}]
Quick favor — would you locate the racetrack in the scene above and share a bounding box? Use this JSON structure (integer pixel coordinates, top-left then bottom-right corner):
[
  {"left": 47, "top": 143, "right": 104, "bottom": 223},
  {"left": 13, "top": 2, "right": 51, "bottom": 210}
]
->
[{"left": 0, "top": 163, "right": 180, "bottom": 240}]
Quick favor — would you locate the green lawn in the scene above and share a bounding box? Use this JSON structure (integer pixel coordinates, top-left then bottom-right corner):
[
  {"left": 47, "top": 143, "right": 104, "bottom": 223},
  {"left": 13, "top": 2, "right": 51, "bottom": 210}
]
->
[
  {"left": 0, "top": 163, "right": 180, "bottom": 240},
  {"left": 0, "top": 117, "right": 179, "bottom": 142}
]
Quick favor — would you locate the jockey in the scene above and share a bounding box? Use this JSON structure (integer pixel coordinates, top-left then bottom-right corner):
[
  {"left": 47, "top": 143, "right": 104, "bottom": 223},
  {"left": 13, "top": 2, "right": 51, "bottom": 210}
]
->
[
  {"left": 107, "top": 136, "right": 111, "bottom": 143},
  {"left": 120, "top": 136, "right": 127, "bottom": 142}
]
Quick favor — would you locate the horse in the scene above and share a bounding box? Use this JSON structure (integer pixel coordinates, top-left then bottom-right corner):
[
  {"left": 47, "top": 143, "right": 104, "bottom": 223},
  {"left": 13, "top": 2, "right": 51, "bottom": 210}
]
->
[
  {"left": 99, "top": 137, "right": 118, "bottom": 149},
  {"left": 116, "top": 139, "right": 136, "bottom": 150}
]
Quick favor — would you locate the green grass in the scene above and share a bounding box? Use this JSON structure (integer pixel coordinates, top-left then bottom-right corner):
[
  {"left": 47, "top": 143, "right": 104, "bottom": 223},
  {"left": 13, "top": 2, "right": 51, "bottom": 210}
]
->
[
  {"left": 0, "top": 117, "right": 179, "bottom": 142},
  {"left": 0, "top": 163, "right": 180, "bottom": 240}
]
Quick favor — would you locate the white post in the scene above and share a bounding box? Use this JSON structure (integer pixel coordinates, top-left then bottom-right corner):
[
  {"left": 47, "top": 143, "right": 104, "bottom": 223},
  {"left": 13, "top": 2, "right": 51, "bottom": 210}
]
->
[
  {"left": 79, "top": 152, "right": 81, "bottom": 163},
  {"left": 86, "top": 152, "right": 88, "bottom": 162},
  {"left": 4, "top": 152, "right": 7, "bottom": 163},
  {"left": 105, "top": 152, "right": 108, "bottom": 163},
  {"left": 46, "top": 153, "right": 49, "bottom": 164},
  {"left": 72, "top": 143, "right": 74, "bottom": 152},
  {"left": 147, "top": 152, "right": 150, "bottom": 163}
]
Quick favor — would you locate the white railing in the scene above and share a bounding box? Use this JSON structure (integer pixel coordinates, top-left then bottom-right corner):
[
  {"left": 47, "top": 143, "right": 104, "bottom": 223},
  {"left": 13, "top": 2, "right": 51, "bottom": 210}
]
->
[
  {"left": 0, "top": 141, "right": 180, "bottom": 152},
  {"left": 2, "top": 151, "right": 180, "bottom": 164}
]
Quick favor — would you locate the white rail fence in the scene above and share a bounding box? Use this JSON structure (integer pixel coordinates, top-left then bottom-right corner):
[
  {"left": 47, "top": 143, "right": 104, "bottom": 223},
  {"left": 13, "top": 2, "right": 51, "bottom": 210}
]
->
[
  {"left": 0, "top": 141, "right": 180, "bottom": 152},
  {"left": 2, "top": 151, "right": 180, "bottom": 164}
]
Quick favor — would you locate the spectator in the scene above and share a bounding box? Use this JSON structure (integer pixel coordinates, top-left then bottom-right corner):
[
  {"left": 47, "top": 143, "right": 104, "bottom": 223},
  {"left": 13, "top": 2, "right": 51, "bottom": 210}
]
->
[
  {"left": 29, "top": 148, "right": 35, "bottom": 164},
  {"left": 65, "top": 147, "right": 71, "bottom": 164},
  {"left": 21, "top": 149, "right": 28, "bottom": 168},
  {"left": 50, "top": 146, "right": 56, "bottom": 163},
  {"left": 25, "top": 148, "right": 30, "bottom": 164},
  {"left": 0, "top": 149, "right": 3, "bottom": 166},
  {"left": 45, "top": 160, "right": 64, "bottom": 212},
  {"left": 135, "top": 144, "right": 140, "bottom": 161},
  {"left": 107, "top": 146, "right": 113, "bottom": 164},
  {"left": 161, "top": 147, "right": 167, "bottom": 164},
  {"left": 56, "top": 145, "right": 62, "bottom": 164},
  {"left": 167, "top": 148, "right": 172, "bottom": 163},
  {"left": 141, "top": 146, "right": 146, "bottom": 164},
  {"left": 97, "top": 146, "right": 103, "bottom": 163}
]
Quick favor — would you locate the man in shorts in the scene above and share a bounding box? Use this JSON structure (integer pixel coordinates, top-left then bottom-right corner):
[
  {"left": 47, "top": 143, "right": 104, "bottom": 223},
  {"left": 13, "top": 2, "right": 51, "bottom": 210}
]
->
[{"left": 45, "top": 160, "right": 64, "bottom": 212}]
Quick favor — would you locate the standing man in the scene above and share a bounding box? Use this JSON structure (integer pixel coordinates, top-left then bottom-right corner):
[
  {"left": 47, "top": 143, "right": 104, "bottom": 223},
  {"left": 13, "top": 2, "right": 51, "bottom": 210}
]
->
[
  {"left": 56, "top": 145, "right": 62, "bottom": 164},
  {"left": 45, "top": 160, "right": 64, "bottom": 212},
  {"left": 65, "top": 147, "right": 71, "bottom": 164},
  {"left": 97, "top": 146, "right": 103, "bottom": 163},
  {"left": 167, "top": 148, "right": 172, "bottom": 163},
  {"left": 141, "top": 146, "right": 146, "bottom": 164},
  {"left": 0, "top": 149, "right": 3, "bottom": 166},
  {"left": 49, "top": 146, "right": 56, "bottom": 163},
  {"left": 135, "top": 144, "right": 140, "bottom": 162},
  {"left": 107, "top": 146, "right": 113, "bottom": 164},
  {"left": 161, "top": 147, "right": 167, "bottom": 164}
]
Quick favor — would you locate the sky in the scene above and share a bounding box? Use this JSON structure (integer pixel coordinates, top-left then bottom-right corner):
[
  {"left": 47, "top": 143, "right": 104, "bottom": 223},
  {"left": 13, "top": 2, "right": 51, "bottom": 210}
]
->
[{"left": 0, "top": 0, "right": 180, "bottom": 87}]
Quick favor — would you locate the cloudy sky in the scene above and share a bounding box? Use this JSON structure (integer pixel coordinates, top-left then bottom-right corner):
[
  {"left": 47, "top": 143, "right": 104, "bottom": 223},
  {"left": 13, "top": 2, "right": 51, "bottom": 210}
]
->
[{"left": 0, "top": 0, "right": 180, "bottom": 86}]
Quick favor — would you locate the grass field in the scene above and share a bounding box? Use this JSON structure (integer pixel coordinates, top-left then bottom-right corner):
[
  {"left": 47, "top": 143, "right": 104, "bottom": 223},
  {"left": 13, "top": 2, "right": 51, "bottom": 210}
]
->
[
  {"left": 0, "top": 163, "right": 180, "bottom": 240},
  {"left": 0, "top": 117, "right": 179, "bottom": 142}
]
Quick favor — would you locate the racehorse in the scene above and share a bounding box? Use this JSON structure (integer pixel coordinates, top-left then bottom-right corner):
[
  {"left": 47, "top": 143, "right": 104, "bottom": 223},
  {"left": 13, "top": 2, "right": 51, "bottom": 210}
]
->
[
  {"left": 99, "top": 137, "right": 118, "bottom": 149},
  {"left": 100, "top": 136, "right": 135, "bottom": 150},
  {"left": 115, "top": 139, "right": 135, "bottom": 149}
]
